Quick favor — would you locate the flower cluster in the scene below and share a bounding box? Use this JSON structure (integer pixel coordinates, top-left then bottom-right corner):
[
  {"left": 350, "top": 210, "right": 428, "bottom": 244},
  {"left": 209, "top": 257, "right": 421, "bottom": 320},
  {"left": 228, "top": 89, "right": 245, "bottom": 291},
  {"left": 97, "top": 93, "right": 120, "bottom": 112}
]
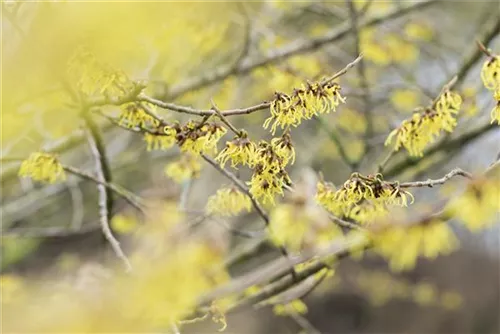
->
[
  {"left": 447, "top": 177, "right": 500, "bottom": 231},
  {"left": 315, "top": 173, "right": 414, "bottom": 225},
  {"left": 247, "top": 134, "right": 295, "bottom": 205},
  {"left": 165, "top": 154, "right": 202, "bottom": 183},
  {"left": 385, "top": 89, "right": 462, "bottom": 156},
  {"left": 264, "top": 81, "right": 345, "bottom": 134},
  {"left": 67, "top": 46, "right": 136, "bottom": 99},
  {"left": 143, "top": 126, "right": 177, "bottom": 151},
  {"left": 119, "top": 102, "right": 161, "bottom": 129},
  {"left": 215, "top": 132, "right": 257, "bottom": 168},
  {"left": 205, "top": 186, "right": 252, "bottom": 217},
  {"left": 370, "top": 218, "right": 458, "bottom": 271},
  {"left": 480, "top": 55, "right": 500, "bottom": 124},
  {"left": 176, "top": 120, "right": 227, "bottom": 155},
  {"left": 18, "top": 152, "right": 66, "bottom": 183}
]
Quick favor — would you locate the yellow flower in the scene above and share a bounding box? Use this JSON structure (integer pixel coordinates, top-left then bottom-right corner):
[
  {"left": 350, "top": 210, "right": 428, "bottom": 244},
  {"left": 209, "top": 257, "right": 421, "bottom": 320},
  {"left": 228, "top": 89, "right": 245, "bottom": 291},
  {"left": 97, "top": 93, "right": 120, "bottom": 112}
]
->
[
  {"left": 248, "top": 168, "right": 288, "bottom": 205},
  {"left": 165, "top": 154, "right": 202, "bottom": 183},
  {"left": 404, "top": 22, "right": 434, "bottom": 41},
  {"left": 19, "top": 152, "right": 66, "bottom": 183},
  {"left": 178, "top": 121, "right": 227, "bottom": 155},
  {"left": 372, "top": 219, "right": 458, "bottom": 272},
  {"left": 480, "top": 55, "right": 500, "bottom": 94},
  {"left": 205, "top": 187, "right": 252, "bottom": 217},
  {"left": 264, "top": 81, "right": 345, "bottom": 134},
  {"left": 270, "top": 132, "right": 296, "bottom": 166},
  {"left": 215, "top": 133, "right": 257, "bottom": 168},
  {"left": 119, "top": 102, "right": 160, "bottom": 129},
  {"left": 143, "top": 126, "right": 177, "bottom": 151},
  {"left": 447, "top": 177, "right": 500, "bottom": 231},
  {"left": 315, "top": 174, "right": 413, "bottom": 225},
  {"left": 385, "top": 90, "right": 462, "bottom": 157}
]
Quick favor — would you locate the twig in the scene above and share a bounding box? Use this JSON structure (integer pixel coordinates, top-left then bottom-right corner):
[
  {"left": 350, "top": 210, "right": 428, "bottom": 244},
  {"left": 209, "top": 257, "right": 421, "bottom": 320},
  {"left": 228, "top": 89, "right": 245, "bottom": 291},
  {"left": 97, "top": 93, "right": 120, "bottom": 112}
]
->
[
  {"left": 139, "top": 94, "right": 270, "bottom": 117},
  {"left": 210, "top": 100, "right": 243, "bottom": 137},
  {"left": 289, "top": 311, "right": 322, "bottom": 334},
  {"left": 377, "top": 150, "right": 396, "bottom": 174},
  {"left": 398, "top": 168, "right": 472, "bottom": 188},
  {"left": 83, "top": 113, "right": 132, "bottom": 273},
  {"left": 201, "top": 154, "right": 268, "bottom": 224},
  {"left": 321, "top": 54, "right": 364, "bottom": 84},
  {"left": 62, "top": 165, "right": 145, "bottom": 213}
]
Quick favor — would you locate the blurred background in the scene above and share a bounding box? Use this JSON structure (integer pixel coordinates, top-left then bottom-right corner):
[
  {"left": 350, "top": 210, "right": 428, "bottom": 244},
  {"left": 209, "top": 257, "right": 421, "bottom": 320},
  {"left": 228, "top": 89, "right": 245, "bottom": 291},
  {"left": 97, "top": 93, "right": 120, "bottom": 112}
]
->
[{"left": 1, "top": 1, "right": 499, "bottom": 333}]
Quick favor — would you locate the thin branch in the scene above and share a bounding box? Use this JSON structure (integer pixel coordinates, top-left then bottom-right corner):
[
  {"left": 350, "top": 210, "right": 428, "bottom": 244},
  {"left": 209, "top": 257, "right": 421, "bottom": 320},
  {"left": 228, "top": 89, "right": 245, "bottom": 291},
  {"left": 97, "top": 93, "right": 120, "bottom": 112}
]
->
[
  {"left": 83, "top": 113, "right": 132, "bottom": 273},
  {"left": 398, "top": 168, "right": 472, "bottom": 188},
  {"left": 62, "top": 165, "right": 145, "bottom": 213},
  {"left": 210, "top": 100, "right": 243, "bottom": 137},
  {"left": 138, "top": 94, "right": 270, "bottom": 117},
  {"left": 321, "top": 54, "right": 364, "bottom": 84},
  {"left": 289, "top": 311, "right": 322, "bottom": 334},
  {"left": 201, "top": 154, "right": 269, "bottom": 225}
]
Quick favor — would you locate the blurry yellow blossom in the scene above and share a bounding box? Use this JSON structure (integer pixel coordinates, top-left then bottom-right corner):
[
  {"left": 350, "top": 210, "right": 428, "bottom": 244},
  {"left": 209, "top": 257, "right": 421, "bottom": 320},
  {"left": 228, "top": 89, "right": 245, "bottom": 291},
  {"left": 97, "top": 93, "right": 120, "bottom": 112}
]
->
[
  {"left": 404, "top": 22, "right": 434, "bottom": 41},
  {"left": 356, "top": 270, "right": 411, "bottom": 306},
  {"left": 206, "top": 187, "right": 252, "bottom": 217},
  {"left": 440, "top": 291, "right": 463, "bottom": 310},
  {"left": 1, "top": 275, "right": 25, "bottom": 305},
  {"left": 216, "top": 133, "right": 258, "bottom": 168},
  {"left": 165, "top": 154, "right": 202, "bottom": 183},
  {"left": 412, "top": 282, "right": 437, "bottom": 306},
  {"left": 447, "top": 177, "right": 500, "bottom": 231},
  {"left": 372, "top": 219, "right": 458, "bottom": 272},
  {"left": 337, "top": 109, "right": 367, "bottom": 134},
  {"left": 362, "top": 41, "right": 391, "bottom": 66},
  {"left": 67, "top": 46, "right": 136, "bottom": 99},
  {"left": 385, "top": 90, "right": 462, "bottom": 156},
  {"left": 119, "top": 102, "right": 160, "bottom": 129},
  {"left": 143, "top": 126, "right": 177, "bottom": 151},
  {"left": 268, "top": 200, "right": 343, "bottom": 252},
  {"left": 273, "top": 299, "right": 308, "bottom": 316},
  {"left": 390, "top": 89, "right": 419, "bottom": 111},
  {"left": 264, "top": 81, "right": 345, "bottom": 134},
  {"left": 19, "top": 152, "right": 66, "bottom": 183},
  {"left": 111, "top": 215, "right": 138, "bottom": 234},
  {"left": 385, "top": 34, "right": 419, "bottom": 64},
  {"left": 461, "top": 86, "right": 479, "bottom": 117}
]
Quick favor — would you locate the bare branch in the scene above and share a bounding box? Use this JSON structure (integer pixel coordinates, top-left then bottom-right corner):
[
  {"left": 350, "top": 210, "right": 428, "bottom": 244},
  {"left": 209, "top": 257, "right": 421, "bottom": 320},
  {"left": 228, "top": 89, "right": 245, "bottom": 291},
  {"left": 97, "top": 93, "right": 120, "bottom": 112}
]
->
[
  {"left": 83, "top": 113, "right": 132, "bottom": 273},
  {"left": 398, "top": 168, "right": 472, "bottom": 188}
]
